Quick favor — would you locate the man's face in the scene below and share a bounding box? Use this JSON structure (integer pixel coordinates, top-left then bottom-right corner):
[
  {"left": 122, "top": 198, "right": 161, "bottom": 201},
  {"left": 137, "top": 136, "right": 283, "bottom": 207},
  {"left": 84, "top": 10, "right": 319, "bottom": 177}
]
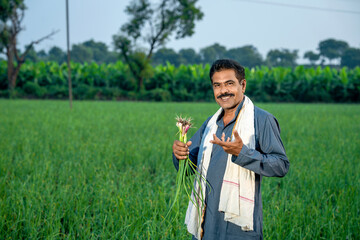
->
[{"left": 212, "top": 69, "right": 246, "bottom": 110}]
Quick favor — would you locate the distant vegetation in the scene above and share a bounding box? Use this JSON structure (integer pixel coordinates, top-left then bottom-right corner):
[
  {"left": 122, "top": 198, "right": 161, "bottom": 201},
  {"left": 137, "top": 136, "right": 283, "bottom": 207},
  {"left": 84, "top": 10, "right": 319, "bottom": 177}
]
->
[
  {"left": 15, "top": 38, "right": 360, "bottom": 69},
  {"left": 1, "top": 61, "right": 359, "bottom": 102},
  {"left": 1, "top": 0, "right": 359, "bottom": 100}
]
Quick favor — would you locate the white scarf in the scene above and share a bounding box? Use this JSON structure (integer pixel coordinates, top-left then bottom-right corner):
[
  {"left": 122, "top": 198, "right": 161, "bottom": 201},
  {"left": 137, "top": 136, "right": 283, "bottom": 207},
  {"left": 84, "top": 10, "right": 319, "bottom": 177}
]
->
[{"left": 185, "top": 96, "right": 256, "bottom": 239}]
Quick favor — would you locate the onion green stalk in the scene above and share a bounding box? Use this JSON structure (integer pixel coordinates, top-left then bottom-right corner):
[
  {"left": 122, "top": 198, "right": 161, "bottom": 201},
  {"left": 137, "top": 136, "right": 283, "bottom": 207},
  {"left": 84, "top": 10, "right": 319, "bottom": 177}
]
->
[{"left": 166, "top": 116, "right": 206, "bottom": 225}]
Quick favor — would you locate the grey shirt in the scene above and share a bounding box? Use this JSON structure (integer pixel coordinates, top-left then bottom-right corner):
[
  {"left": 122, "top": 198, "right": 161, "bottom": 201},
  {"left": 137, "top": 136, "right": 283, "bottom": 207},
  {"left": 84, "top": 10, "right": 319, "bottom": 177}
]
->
[{"left": 173, "top": 101, "right": 289, "bottom": 240}]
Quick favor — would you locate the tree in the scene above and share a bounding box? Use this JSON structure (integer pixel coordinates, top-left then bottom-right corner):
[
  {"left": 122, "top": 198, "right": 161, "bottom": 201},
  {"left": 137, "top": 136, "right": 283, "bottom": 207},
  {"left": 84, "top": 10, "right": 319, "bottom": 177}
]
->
[
  {"left": 58, "top": 40, "right": 116, "bottom": 64},
  {"left": 179, "top": 48, "right": 200, "bottom": 65},
  {"left": 199, "top": 43, "right": 226, "bottom": 64},
  {"left": 70, "top": 44, "right": 93, "bottom": 63},
  {"left": 48, "top": 46, "right": 65, "bottom": 63},
  {"left": 83, "top": 39, "right": 110, "bottom": 63},
  {"left": 104, "top": 51, "right": 118, "bottom": 63},
  {"left": 23, "top": 44, "right": 38, "bottom": 62},
  {"left": 152, "top": 47, "right": 182, "bottom": 66},
  {"left": 266, "top": 49, "right": 298, "bottom": 67},
  {"left": 225, "top": 45, "right": 263, "bottom": 68},
  {"left": 0, "top": 0, "right": 57, "bottom": 91},
  {"left": 113, "top": 0, "right": 203, "bottom": 91},
  {"left": 341, "top": 48, "right": 360, "bottom": 68},
  {"left": 303, "top": 51, "right": 320, "bottom": 65},
  {"left": 36, "top": 49, "right": 47, "bottom": 61},
  {"left": 318, "top": 39, "right": 349, "bottom": 64}
]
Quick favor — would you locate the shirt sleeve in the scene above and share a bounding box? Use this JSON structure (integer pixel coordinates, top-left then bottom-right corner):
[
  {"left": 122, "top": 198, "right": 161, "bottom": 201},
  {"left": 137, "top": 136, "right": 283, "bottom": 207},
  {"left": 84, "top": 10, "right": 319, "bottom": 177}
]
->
[{"left": 231, "top": 113, "right": 290, "bottom": 177}]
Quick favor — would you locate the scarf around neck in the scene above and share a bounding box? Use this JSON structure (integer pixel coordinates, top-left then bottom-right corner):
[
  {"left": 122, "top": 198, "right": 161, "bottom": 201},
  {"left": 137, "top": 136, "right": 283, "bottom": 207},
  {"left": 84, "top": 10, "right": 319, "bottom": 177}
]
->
[{"left": 185, "top": 96, "right": 256, "bottom": 239}]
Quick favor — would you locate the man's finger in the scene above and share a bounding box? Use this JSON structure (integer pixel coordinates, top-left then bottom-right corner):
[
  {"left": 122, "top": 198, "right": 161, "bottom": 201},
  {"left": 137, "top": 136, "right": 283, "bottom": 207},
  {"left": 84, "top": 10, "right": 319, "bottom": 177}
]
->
[
  {"left": 174, "top": 144, "right": 188, "bottom": 152},
  {"left": 173, "top": 141, "right": 189, "bottom": 153},
  {"left": 221, "top": 132, "right": 225, "bottom": 142},
  {"left": 186, "top": 141, "right": 192, "bottom": 147},
  {"left": 211, "top": 134, "right": 232, "bottom": 147},
  {"left": 175, "top": 154, "right": 188, "bottom": 160},
  {"left": 174, "top": 149, "right": 189, "bottom": 159},
  {"left": 175, "top": 140, "right": 186, "bottom": 147},
  {"left": 174, "top": 148, "right": 188, "bottom": 154},
  {"left": 210, "top": 134, "right": 223, "bottom": 145},
  {"left": 212, "top": 134, "right": 220, "bottom": 142},
  {"left": 233, "top": 130, "right": 242, "bottom": 142}
]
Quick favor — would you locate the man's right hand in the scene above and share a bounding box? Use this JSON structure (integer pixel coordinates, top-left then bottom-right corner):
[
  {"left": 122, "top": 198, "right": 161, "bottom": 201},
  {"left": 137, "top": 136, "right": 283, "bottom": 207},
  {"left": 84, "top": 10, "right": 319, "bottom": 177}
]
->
[{"left": 172, "top": 140, "right": 192, "bottom": 160}]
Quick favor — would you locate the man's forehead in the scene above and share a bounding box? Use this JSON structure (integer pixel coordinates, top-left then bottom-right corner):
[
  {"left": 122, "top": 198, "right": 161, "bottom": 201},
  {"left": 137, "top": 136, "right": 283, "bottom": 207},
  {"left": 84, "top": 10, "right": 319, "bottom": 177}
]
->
[
  {"left": 212, "top": 79, "right": 236, "bottom": 84},
  {"left": 212, "top": 70, "right": 237, "bottom": 81},
  {"left": 214, "top": 68, "right": 236, "bottom": 74}
]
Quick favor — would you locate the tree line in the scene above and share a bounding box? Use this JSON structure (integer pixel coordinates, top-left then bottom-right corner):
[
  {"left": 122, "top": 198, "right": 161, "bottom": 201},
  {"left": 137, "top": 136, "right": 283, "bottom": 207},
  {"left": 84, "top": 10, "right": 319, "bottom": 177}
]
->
[{"left": 9, "top": 38, "right": 360, "bottom": 70}]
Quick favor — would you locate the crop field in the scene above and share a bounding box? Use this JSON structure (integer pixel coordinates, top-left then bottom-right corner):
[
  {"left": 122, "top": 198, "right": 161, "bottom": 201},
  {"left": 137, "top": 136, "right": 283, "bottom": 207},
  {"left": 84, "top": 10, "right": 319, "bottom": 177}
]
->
[{"left": 0, "top": 100, "right": 359, "bottom": 239}]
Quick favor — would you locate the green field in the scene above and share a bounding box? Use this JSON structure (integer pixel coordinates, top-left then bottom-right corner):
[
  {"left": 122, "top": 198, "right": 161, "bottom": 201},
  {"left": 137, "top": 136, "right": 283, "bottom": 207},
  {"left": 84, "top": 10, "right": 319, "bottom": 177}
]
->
[{"left": 0, "top": 100, "right": 359, "bottom": 239}]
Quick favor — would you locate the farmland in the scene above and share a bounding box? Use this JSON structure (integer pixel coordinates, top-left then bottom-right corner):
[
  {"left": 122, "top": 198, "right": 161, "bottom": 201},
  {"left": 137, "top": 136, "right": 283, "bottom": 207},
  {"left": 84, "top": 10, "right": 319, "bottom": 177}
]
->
[{"left": 0, "top": 100, "right": 359, "bottom": 239}]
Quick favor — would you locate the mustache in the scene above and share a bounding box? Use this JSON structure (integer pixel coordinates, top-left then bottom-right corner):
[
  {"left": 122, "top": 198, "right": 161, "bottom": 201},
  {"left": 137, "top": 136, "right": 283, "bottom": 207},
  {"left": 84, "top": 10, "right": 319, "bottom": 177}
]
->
[{"left": 217, "top": 93, "right": 234, "bottom": 99}]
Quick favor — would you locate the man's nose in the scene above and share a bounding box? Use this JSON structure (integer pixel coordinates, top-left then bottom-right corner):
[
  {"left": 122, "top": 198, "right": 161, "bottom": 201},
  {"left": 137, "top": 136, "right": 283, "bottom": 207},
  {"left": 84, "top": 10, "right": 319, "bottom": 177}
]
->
[{"left": 219, "top": 84, "right": 229, "bottom": 94}]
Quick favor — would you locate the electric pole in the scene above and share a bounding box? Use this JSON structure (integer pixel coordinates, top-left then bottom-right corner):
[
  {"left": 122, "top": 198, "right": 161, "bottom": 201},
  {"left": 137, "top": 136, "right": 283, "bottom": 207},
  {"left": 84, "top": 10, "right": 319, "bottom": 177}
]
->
[{"left": 66, "top": 0, "right": 73, "bottom": 109}]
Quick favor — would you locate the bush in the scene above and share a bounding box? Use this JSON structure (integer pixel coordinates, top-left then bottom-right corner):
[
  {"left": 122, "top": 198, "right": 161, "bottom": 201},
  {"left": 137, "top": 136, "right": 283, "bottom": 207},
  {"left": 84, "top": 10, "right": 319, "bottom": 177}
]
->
[
  {"left": 47, "top": 85, "right": 68, "bottom": 99},
  {"left": 138, "top": 88, "right": 172, "bottom": 101},
  {"left": 0, "top": 61, "right": 7, "bottom": 90},
  {"left": 0, "top": 90, "right": 9, "bottom": 98},
  {"left": 73, "top": 84, "right": 99, "bottom": 100},
  {"left": 23, "top": 82, "right": 47, "bottom": 98}
]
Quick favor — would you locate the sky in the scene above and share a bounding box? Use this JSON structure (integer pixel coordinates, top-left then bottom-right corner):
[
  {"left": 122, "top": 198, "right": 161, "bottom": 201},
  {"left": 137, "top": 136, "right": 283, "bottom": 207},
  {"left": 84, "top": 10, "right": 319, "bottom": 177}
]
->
[{"left": 17, "top": 0, "right": 360, "bottom": 62}]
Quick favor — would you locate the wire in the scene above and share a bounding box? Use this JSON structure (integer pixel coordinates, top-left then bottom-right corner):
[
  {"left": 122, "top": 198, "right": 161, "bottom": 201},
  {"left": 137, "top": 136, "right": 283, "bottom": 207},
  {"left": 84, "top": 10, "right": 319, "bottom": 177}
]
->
[{"left": 232, "top": 0, "right": 360, "bottom": 15}]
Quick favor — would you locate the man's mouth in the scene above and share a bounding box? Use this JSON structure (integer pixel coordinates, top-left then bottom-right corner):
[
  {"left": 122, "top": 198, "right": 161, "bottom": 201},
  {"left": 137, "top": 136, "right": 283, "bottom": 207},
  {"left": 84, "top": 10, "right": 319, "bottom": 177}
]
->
[{"left": 217, "top": 94, "right": 234, "bottom": 101}]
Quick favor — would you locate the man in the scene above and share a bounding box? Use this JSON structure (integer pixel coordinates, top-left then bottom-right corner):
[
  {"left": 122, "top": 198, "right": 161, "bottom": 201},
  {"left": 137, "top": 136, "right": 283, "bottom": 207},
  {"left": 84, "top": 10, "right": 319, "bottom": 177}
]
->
[{"left": 172, "top": 59, "right": 289, "bottom": 240}]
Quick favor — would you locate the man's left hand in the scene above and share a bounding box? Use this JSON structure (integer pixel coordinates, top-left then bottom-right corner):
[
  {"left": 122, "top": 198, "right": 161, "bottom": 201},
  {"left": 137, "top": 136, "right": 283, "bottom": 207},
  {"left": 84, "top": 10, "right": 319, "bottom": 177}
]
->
[{"left": 210, "top": 130, "right": 243, "bottom": 156}]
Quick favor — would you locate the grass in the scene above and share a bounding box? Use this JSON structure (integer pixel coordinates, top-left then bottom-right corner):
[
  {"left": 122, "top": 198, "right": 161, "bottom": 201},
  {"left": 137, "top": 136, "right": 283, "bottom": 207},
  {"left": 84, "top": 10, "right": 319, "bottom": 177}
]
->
[{"left": 0, "top": 100, "right": 359, "bottom": 239}]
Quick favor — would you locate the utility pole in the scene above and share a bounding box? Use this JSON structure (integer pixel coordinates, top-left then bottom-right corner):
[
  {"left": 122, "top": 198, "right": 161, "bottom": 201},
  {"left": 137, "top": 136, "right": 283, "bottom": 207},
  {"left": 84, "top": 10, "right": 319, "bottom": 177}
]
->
[{"left": 66, "top": 0, "right": 73, "bottom": 109}]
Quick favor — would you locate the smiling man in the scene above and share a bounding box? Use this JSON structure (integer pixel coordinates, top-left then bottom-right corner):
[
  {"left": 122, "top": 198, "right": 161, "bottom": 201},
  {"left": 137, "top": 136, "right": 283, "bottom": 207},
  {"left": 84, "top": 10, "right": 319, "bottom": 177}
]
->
[{"left": 172, "top": 59, "right": 289, "bottom": 240}]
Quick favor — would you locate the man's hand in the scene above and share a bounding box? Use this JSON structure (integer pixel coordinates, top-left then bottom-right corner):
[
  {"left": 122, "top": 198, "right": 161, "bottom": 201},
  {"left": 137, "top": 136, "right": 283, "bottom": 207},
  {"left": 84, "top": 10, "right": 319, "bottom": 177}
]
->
[
  {"left": 210, "top": 130, "right": 243, "bottom": 156},
  {"left": 173, "top": 140, "right": 192, "bottom": 160}
]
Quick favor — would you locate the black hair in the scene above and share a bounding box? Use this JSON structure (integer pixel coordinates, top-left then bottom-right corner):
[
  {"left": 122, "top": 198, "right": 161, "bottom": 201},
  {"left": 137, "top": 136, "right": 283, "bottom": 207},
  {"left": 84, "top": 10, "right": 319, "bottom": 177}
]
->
[{"left": 209, "top": 59, "right": 245, "bottom": 83}]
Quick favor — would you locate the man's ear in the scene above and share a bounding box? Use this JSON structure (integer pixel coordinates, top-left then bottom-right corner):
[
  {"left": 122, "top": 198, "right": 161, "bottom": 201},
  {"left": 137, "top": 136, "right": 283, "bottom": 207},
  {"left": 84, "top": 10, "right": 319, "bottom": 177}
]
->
[{"left": 242, "top": 79, "right": 247, "bottom": 92}]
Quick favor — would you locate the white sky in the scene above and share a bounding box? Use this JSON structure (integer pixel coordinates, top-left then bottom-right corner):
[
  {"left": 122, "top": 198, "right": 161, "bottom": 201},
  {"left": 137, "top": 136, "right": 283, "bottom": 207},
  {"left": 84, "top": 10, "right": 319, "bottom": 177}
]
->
[{"left": 18, "top": 0, "right": 360, "bottom": 62}]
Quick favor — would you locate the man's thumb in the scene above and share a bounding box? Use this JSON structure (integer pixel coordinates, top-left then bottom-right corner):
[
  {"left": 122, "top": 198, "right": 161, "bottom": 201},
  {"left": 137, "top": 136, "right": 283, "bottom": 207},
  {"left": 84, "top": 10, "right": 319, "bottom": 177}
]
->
[
  {"left": 233, "top": 130, "right": 241, "bottom": 140},
  {"left": 187, "top": 141, "right": 192, "bottom": 147}
]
